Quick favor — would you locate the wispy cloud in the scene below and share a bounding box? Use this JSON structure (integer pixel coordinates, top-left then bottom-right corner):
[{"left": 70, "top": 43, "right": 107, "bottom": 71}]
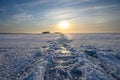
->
[
  {"left": 44, "top": 4, "right": 118, "bottom": 20},
  {"left": 11, "top": 0, "right": 119, "bottom": 24},
  {"left": 14, "top": 0, "right": 58, "bottom": 9},
  {"left": 12, "top": 13, "right": 32, "bottom": 23},
  {"left": 14, "top": 0, "right": 97, "bottom": 11}
]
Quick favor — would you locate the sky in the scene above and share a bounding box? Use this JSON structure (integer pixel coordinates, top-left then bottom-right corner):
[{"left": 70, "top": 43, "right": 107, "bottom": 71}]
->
[{"left": 0, "top": 0, "right": 120, "bottom": 33}]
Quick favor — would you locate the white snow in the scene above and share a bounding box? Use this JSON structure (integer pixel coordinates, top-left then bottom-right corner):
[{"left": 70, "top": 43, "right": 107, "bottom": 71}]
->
[{"left": 0, "top": 33, "right": 120, "bottom": 80}]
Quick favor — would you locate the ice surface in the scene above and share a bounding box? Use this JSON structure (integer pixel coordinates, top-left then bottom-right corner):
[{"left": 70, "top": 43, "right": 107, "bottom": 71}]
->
[{"left": 0, "top": 33, "right": 120, "bottom": 80}]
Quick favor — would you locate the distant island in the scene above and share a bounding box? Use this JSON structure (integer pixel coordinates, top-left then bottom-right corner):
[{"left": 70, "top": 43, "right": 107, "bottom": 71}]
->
[{"left": 42, "top": 31, "right": 50, "bottom": 34}]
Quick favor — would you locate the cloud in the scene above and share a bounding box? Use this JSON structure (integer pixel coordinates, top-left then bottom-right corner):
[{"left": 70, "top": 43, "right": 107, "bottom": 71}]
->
[
  {"left": 14, "top": 0, "right": 52, "bottom": 8},
  {"left": 12, "top": 13, "right": 32, "bottom": 23},
  {"left": 55, "top": 0, "right": 97, "bottom": 6},
  {"left": 43, "top": 4, "right": 119, "bottom": 24},
  {"left": 14, "top": 0, "right": 96, "bottom": 10},
  {"left": 12, "top": 0, "right": 119, "bottom": 25}
]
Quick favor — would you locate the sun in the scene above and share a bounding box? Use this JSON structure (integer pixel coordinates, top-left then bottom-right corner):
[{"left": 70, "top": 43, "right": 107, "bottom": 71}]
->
[{"left": 58, "top": 21, "right": 69, "bottom": 29}]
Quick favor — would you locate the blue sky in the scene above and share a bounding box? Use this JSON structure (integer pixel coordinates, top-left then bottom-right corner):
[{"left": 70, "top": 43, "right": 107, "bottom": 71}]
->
[{"left": 0, "top": 0, "right": 120, "bottom": 33}]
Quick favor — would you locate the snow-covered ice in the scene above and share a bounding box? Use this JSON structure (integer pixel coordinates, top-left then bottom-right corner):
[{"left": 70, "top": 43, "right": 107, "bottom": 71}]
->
[{"left": 0, "top": 33, "right": 120, "bottom": 80}]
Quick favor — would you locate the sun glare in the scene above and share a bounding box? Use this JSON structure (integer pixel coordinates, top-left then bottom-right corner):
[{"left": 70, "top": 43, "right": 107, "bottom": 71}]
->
[{"left": 58, "top": 21, "right": 69, "bottom": 29}]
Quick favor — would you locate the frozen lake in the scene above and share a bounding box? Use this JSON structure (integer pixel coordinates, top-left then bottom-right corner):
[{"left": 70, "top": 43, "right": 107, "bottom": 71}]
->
[{"left": 0, "top": 33, "right": 120, "bottom": 80}]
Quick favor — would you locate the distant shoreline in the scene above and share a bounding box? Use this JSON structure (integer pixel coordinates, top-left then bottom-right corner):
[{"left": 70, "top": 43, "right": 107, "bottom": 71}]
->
[{"left": 0, "top": 33, "right": 120, "bottom": 35}]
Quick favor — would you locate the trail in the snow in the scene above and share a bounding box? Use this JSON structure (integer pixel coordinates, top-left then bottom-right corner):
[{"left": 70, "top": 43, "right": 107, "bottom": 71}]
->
[
  {"left": 18, "top": 34, "right": 120, "bottom": 80},
  {"left": 44, "top": 34, "right": 77, "bottom": 80}
]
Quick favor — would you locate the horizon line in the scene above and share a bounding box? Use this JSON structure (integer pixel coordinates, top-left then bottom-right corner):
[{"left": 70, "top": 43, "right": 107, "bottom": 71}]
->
[{"left": 0, "top": 32, "right": 120, "bottom": 34}]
